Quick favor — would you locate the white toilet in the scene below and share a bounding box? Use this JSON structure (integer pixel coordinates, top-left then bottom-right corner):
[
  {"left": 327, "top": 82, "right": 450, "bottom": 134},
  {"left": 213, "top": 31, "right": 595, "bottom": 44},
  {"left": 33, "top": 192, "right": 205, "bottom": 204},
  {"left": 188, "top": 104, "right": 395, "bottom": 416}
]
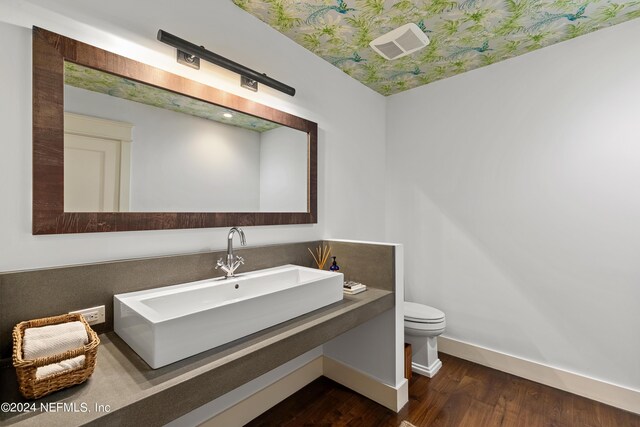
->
[{"left": 404, "top": 301, "right": 446, "bottom": 378}]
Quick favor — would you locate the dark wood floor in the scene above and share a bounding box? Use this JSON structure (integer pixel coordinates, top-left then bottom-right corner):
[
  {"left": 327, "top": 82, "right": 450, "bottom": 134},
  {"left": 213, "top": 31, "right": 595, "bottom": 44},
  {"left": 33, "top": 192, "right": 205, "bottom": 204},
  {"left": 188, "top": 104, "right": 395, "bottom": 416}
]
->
[{"left": 246, "top": 353, "right": 640, "bottom": 427}]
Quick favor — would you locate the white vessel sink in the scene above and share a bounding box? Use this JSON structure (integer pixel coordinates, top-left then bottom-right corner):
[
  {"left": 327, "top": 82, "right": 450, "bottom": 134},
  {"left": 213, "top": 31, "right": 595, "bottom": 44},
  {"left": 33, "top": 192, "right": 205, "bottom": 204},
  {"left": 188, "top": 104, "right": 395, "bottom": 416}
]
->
[{"left": 114, "top": 264, "right": 343, "bottom": 368}]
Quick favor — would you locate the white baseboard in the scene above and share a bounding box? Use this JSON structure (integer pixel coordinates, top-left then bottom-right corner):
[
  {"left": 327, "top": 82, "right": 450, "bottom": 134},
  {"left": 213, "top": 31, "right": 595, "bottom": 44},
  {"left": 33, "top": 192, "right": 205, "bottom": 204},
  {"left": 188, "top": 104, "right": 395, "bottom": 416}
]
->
[
  {"left": 438, "top": 336, "right": 640, "bottom": 415},
  {"left": 323, "top": 356, "right": 408, "bottom": 412}
]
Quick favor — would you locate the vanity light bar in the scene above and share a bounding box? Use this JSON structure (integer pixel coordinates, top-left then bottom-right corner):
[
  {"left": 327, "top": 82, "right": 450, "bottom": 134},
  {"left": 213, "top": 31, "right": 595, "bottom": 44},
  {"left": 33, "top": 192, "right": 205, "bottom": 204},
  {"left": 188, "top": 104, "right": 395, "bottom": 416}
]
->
[{"left": 157, "top": 30, "right": 296, "bottom": 97}]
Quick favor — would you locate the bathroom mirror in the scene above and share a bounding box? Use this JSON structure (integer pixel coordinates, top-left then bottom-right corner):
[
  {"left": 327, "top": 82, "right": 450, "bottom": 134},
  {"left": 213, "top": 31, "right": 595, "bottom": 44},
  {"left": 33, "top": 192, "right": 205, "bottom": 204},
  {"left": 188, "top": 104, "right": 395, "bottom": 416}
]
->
[{"left": 33, "top": 27, "right": 317, "bottom": 234}]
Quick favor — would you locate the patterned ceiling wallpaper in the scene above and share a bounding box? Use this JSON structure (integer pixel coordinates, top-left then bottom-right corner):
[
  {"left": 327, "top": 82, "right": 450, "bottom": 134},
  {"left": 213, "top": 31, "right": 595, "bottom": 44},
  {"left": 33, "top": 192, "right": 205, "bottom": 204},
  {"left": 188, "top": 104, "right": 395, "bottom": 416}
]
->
[
  {"left": 64, "top": 62, "right": 281, "bottom": 132},
  {"left": 233, "top": 0, "right": 640, "bottom": 95}
]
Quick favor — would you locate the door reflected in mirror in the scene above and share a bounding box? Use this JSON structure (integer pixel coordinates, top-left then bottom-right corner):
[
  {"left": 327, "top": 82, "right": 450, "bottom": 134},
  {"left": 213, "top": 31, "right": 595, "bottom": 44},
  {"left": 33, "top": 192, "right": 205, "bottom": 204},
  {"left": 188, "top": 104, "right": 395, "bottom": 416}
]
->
[{"left": 63, "top": 62, "right": 308, "bottom": 213}]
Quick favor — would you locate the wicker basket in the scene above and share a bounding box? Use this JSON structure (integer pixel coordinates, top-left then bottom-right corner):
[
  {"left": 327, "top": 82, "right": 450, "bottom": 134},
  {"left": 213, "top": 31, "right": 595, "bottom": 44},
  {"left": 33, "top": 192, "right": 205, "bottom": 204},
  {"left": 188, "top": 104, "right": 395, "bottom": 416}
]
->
[{"left": 12, "top": 313, "right": 100, "bottom": 399}]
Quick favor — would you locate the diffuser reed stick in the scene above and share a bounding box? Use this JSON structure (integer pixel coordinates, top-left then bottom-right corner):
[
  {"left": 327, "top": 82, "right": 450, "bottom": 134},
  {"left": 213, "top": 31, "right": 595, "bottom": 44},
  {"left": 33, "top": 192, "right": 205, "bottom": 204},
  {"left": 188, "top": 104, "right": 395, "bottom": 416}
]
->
[{"left": 308, "top": 244, "right": 331, "bottom": 270}]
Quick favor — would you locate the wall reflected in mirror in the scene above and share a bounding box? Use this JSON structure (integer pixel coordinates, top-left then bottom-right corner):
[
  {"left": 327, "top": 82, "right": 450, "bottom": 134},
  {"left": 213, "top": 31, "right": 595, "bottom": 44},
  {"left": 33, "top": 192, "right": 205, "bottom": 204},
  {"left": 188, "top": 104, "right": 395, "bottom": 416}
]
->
[{"left": 63, "top": 62, "right": 308, "bottom": 213}]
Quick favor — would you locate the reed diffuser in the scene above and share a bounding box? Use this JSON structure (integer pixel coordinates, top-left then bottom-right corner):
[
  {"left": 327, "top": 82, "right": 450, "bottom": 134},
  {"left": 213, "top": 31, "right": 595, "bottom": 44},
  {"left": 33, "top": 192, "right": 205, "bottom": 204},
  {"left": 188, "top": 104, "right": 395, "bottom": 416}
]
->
[{"left": 308, "top": 244, "right": 331, "bottom": 270}]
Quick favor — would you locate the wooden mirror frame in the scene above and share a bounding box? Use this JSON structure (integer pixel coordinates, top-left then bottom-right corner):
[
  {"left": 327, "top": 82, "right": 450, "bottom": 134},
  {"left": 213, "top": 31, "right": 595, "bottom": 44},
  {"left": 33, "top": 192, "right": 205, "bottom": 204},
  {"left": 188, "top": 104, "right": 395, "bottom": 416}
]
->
[{"left": 32, "top": 27, "right": 317, "bottom": 234}]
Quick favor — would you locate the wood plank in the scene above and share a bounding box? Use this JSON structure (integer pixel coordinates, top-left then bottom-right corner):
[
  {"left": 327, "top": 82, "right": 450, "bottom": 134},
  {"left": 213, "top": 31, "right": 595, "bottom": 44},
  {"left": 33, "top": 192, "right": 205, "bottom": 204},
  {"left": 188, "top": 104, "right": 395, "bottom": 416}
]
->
[
  {"left": 249, "top": 354, "right": 640, "bottom": 427},
  {"left": 458, "top": 399, "right": 495, "bottom": 427}
]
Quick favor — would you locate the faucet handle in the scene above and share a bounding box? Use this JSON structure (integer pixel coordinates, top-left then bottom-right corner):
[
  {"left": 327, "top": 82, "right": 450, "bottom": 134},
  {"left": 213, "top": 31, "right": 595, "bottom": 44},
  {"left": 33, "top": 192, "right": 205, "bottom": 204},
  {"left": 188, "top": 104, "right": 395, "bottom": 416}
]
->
[
  {"left": 235, "top": 255, "right": 245, "bottom": 265},
  {"left": 215, "top": 257, "right": 225, "bottom": 269}
]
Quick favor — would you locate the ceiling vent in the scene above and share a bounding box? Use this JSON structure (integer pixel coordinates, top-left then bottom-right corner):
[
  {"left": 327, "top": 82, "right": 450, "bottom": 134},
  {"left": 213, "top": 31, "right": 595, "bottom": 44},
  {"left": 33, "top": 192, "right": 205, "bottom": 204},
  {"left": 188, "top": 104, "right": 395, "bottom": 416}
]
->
[{"left": 369, "top": 23, "right": 430, "bottom": 61}]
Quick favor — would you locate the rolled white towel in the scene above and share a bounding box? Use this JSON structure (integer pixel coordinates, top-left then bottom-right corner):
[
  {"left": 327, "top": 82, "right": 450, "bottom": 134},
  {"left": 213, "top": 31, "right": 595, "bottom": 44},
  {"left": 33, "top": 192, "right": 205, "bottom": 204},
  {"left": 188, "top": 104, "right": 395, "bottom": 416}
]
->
[
  {"left": 23, "top": 321, "right": 86, "bottom": 341},
  {"left": 36, "top": 355, "right": 86, "bottom": 379},
  {"left": 23, "top": 321, "right": 89, "bottom": 360}
]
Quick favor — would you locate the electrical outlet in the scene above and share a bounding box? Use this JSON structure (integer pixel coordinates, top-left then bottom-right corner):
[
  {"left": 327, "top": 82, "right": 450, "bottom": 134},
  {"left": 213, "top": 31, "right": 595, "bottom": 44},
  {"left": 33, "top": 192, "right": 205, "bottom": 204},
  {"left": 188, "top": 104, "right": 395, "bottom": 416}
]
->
[{"left": 70, "top": 305, "right": 105, "bottom": 325}]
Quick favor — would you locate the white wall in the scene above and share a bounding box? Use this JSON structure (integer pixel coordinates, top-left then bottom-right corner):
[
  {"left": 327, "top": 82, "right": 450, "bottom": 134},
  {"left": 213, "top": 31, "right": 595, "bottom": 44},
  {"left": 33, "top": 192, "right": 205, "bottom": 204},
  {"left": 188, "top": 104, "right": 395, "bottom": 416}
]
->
[
  {"left": 259, "top": 126, "right": 307, "bottom": 212},
  {"left": 0, "top": 0, "right": 387, "bottom": 272},
  {"left": 66, "top": 86, "right": 262, "bottom": 212},
  {"left": 324, "top": 242, "right": 406, "bottom": 391},
  {"left": 386, "top": 18, "right": 640, "bottom": 391}
]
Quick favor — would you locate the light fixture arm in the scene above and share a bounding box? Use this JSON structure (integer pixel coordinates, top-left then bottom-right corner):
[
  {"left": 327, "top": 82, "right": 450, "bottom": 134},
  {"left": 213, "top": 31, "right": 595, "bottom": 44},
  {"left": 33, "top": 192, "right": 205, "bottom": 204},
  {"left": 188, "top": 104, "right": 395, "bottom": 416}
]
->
[{"left": 157, "top": 30, "right": 296, "bottom": 97}]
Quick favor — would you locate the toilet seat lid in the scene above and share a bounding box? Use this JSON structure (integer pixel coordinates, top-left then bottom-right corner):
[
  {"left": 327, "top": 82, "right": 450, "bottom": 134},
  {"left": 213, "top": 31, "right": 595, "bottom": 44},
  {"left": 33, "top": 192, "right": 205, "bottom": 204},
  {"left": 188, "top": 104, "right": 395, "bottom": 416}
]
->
[{"left": 404, "top": 302, "right": 445, "bottom": 323}]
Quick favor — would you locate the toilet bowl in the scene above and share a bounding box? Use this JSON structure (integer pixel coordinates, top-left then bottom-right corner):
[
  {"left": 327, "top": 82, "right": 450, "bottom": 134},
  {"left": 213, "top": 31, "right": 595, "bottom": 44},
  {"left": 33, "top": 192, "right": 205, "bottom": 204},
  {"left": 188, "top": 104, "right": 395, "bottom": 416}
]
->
[{"left": 404, "top": 301, "right": 446, "bottom": 378}]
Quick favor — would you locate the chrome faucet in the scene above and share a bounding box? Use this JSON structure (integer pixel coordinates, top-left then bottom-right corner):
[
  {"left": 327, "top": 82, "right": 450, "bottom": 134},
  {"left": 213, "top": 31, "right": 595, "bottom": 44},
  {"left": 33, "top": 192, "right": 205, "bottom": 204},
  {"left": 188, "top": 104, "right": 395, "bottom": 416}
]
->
[{"left": 216, "top": 227, "right": 247, "bottom": 278}]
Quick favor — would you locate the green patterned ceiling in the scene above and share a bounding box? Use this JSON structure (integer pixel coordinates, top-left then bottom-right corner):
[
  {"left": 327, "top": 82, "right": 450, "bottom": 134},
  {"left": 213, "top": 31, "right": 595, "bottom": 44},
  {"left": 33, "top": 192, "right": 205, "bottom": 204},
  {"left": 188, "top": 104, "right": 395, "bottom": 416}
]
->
[{"left": 233, "top": 0, "right": 640, "bottom": 95}]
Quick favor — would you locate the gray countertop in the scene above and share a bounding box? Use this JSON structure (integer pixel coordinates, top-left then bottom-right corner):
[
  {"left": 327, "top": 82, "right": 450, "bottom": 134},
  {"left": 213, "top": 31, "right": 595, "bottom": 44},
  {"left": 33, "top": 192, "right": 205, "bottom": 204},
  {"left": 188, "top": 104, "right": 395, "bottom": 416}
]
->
[{"left": 0, "top": 288, "right": 393, "bottom": 426}]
